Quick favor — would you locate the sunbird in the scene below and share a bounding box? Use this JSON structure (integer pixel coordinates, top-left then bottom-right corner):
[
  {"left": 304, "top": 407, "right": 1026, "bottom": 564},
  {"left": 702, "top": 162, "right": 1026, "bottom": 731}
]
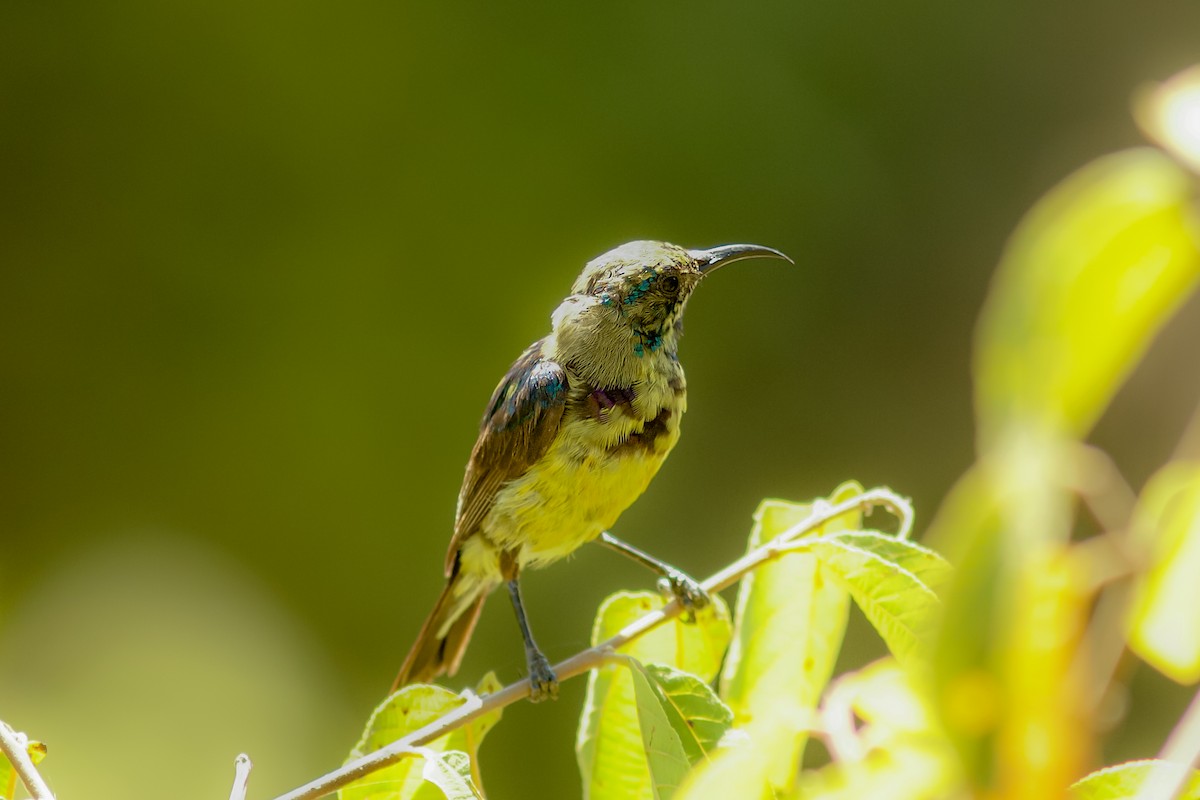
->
[{"left": 393, "top": 240, "right": 791, "bottom": 701}]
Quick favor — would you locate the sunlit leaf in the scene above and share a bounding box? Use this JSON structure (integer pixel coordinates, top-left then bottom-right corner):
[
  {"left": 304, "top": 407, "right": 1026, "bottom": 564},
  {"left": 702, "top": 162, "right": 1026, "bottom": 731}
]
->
[
  {"left": 641, "top": 663, "right": 733, "bottom": 764},
  {"left": 975, "top": 147, "right": 1200, "bottom": 445},
  {"left": 627, "top": 660, "right": 692, "bottom": 800},
  {"left": 674, "top": 714, "right": 797, "bottom": 800},
  {"left": 577, "top": 592, "right": 732, "bottom": 800},
  {"left": 339, "top": 673, "right": 503, "bottom": 800},
  {"left": 826, "top": 531, "right": 953, "bottom": 596},
  {"left": 1128, "top": 462, "right": 1200, "bottom": 683},
  {"left": 809, "top": 531, "right": 949, "bottom": 665},
  {"left": 1070, "top": 760, "right": 1200, "bottom": 799},
  {"left": 25, "top": 741, "right": 46, "bottom": 766},
  {"left": 718, "top": 481, "right": 860, "bottom": 791},
  {"left": 1, "top": 750, "right": 12, "bottom": 800}
]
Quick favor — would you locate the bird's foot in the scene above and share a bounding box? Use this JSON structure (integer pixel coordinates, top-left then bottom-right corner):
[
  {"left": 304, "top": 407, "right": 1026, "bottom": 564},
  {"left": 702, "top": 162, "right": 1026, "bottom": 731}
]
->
[
  {"left": 657, "top": 569, "right": 711, "bottom": 622},
  {"left": 526, "top": 650, "right": 559, "bottom": 703}
]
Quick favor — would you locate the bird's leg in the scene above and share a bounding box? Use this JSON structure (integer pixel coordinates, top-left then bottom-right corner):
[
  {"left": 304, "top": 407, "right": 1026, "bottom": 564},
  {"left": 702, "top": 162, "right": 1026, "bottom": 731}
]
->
[
  {"left": 505, "top": 577, "right": 558, "bottom": 702},
  {"left": 597, "top": 531, "right": 711, "bottom": 621}
]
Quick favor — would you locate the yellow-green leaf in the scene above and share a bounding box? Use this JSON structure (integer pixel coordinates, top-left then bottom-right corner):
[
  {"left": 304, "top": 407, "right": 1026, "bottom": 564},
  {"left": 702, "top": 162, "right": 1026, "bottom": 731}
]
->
[
  {"left": 1128, "top": 462, "right": 1200, "bottom": 683},
  {"left": 974, "top": 147, "right": 1200, "bottom": 445},
  {"left": 718, "top": 481, "right": 861, "bottom": 790},
  {"left": 628, "top": 660, "right": 692, "bottom": 800},
  {"left": 808, "top": 531, "right": 948, "bottom": 665},
  {"left": 823, "top": 531, "right": 953, "bottom": 596},
  {"left": 642, "top": 663, "right": 733, "bottom": 764},
  {"left": 674, "top": 714, "right": 798, "bottom": 800},
  {"left": 339, "top": 673, "right": 503, "bottom": 800},
  {"left": 1070, "top": 760, "right": 1200, "bottom": 799},
  {"left": 1, "top": 750, "right": 12, "bottom": 800},
  {"left": 577, "top": 591, "right": 732, "bottom": 800},
  {"left": 26, "top": 741, "right": 46, "bottom": 766}
]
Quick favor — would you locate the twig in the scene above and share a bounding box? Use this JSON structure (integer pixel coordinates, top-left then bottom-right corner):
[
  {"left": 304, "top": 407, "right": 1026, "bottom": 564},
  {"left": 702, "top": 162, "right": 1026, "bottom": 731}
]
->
[
  {"left": 0, "top": 721, "right": 54, "bottom": 800},
  {"left": 1146, "top": 686, "right": 1200, "bottom": 800},
  {"left": 1070, "top": 444, "right": 1138, "bottom": 537},
  {"left": 268, "top": 487, "right": 911, "bottom": 800},
  {"left": 229, "top": 754, "right": 253, "bottom": 800}
]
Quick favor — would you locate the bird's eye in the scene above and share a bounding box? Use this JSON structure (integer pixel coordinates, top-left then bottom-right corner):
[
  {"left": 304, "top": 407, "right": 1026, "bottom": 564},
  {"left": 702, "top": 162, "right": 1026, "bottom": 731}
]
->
[{"left": 661, "top": 275, "right": 680, "bottom": 293}]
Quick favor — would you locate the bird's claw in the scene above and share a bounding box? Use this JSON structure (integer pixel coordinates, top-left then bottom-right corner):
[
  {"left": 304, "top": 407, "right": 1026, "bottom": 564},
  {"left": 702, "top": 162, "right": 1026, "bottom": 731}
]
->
[
  {"left": 526, "top": 650, "right": 559, "bottom": 703},
  {"left": 657, "top": 569, "right": 711, "bottom": 622}
]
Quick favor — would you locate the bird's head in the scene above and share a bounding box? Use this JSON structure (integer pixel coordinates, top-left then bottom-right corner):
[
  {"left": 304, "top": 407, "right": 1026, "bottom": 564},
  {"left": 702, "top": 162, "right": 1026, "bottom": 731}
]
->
[{"left": 571, "top": 240, "right": 792, "bottom": 336}]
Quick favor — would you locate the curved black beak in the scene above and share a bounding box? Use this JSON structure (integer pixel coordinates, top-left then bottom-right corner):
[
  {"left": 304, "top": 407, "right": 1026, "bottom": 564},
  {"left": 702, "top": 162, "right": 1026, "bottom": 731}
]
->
[{"left": 688, "top": 243, "right": 794, "bottom": 274}]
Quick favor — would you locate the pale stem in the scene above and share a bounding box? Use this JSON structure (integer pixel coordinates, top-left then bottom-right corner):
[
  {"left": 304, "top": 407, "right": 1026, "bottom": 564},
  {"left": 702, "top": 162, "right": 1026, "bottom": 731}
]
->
[
  {"left": 0, "top": 721, "right": 54, "bottom": 800},
  {"left": 1150, "top": 686, "right": 1200, "bottom": 800},
  {"left": 229, "top": 754, "right": 253, "bottom": 800}
]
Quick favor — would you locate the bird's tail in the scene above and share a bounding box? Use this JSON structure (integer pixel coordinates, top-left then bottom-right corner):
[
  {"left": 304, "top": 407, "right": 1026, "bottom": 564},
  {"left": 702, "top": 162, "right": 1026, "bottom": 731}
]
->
[{"left": 391, "top": 571, "right": 488, "bottom": 693}]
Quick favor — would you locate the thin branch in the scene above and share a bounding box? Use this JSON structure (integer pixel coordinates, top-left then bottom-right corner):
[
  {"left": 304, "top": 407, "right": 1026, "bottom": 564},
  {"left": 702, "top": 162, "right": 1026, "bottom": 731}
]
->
[
  {"left": 229, "top": 754, "right": 253, "bottom": 800},
  {"left": 0, "top": 721, "right": 54, "bottom": 800},
  {"left": 1070, "top": 444, "right": 1138, "bottom": 537},
  {"left": 269, "top": 487, "right": 911, "bottom": 800},
  {"left": 1148, "top": 685, "right": 1200, "bottom": 800}
]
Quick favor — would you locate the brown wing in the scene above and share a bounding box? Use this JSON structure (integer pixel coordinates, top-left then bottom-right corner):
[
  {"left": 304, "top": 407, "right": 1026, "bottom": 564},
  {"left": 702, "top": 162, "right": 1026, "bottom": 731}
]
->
[{"left": 443, "top": 339, "right": 568, "bottom": 575}]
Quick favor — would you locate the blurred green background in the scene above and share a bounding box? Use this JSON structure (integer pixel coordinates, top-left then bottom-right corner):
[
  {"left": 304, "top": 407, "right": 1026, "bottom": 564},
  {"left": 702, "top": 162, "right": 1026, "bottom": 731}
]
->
[{"left": 3, "top": 2, "right": 1200, "bottom": 798}]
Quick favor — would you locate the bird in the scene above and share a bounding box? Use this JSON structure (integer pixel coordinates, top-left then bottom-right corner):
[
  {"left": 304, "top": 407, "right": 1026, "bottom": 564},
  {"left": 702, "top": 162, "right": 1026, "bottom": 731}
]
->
[{"left": 392, "top": 240, "right": 791, "bottom": 701}]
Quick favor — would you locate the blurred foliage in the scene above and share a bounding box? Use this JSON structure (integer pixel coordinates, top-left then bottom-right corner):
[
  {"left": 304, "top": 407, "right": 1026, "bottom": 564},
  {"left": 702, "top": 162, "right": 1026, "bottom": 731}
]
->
[
  {"left": 5, "top": 2, "right": 1200, "bottom": 799},
  {"left": 1070, "top": 761, "right": 1200, "bottom": 800},
  {"left": 1127, "top": 463, "right": 1200, "bottom": 683}
]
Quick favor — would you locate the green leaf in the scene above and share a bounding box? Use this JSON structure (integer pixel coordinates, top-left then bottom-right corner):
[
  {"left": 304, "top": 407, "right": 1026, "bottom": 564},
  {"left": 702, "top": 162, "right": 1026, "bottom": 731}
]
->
[
  {"left": 339, "top": 673, "right": 503, "bottom": 800},
  {"left": 1128, "top": 462, "right": 1200, "bottom": 683},
  {"left": 674, "top": 715, "right": 796, "bottom": 800},
  {"left": 718, "top": 481, "right": 860, "bottom": 790},
  {"left": 808, "top": 531, "right": 947, "bottom": 665},
  {"left": 26, "top": 741, "right": 46, "bottom": 766},
  {"left": 577, "top": 591, "right": 732, "bottom": 800},
  {"left": 628, "top": 660, "right": 692, "bottom": 800},
  {"left": 1070, "top": 760, "right": 1200, "bottom": 799},
  {"left": 643, "top": 663, "right": 733, "bottom": 763},
  {"left": 823, "top": 531, "right": 953, "bottom": 597},
  {"left": 1, "top": 750, "right": 13, "bottom": 800},
  {"left": 591, "top": 590, "right": 733, "bottom": 679},
  {"left": 974, "top": 147, "right": 1200, "bottom": 445}
]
